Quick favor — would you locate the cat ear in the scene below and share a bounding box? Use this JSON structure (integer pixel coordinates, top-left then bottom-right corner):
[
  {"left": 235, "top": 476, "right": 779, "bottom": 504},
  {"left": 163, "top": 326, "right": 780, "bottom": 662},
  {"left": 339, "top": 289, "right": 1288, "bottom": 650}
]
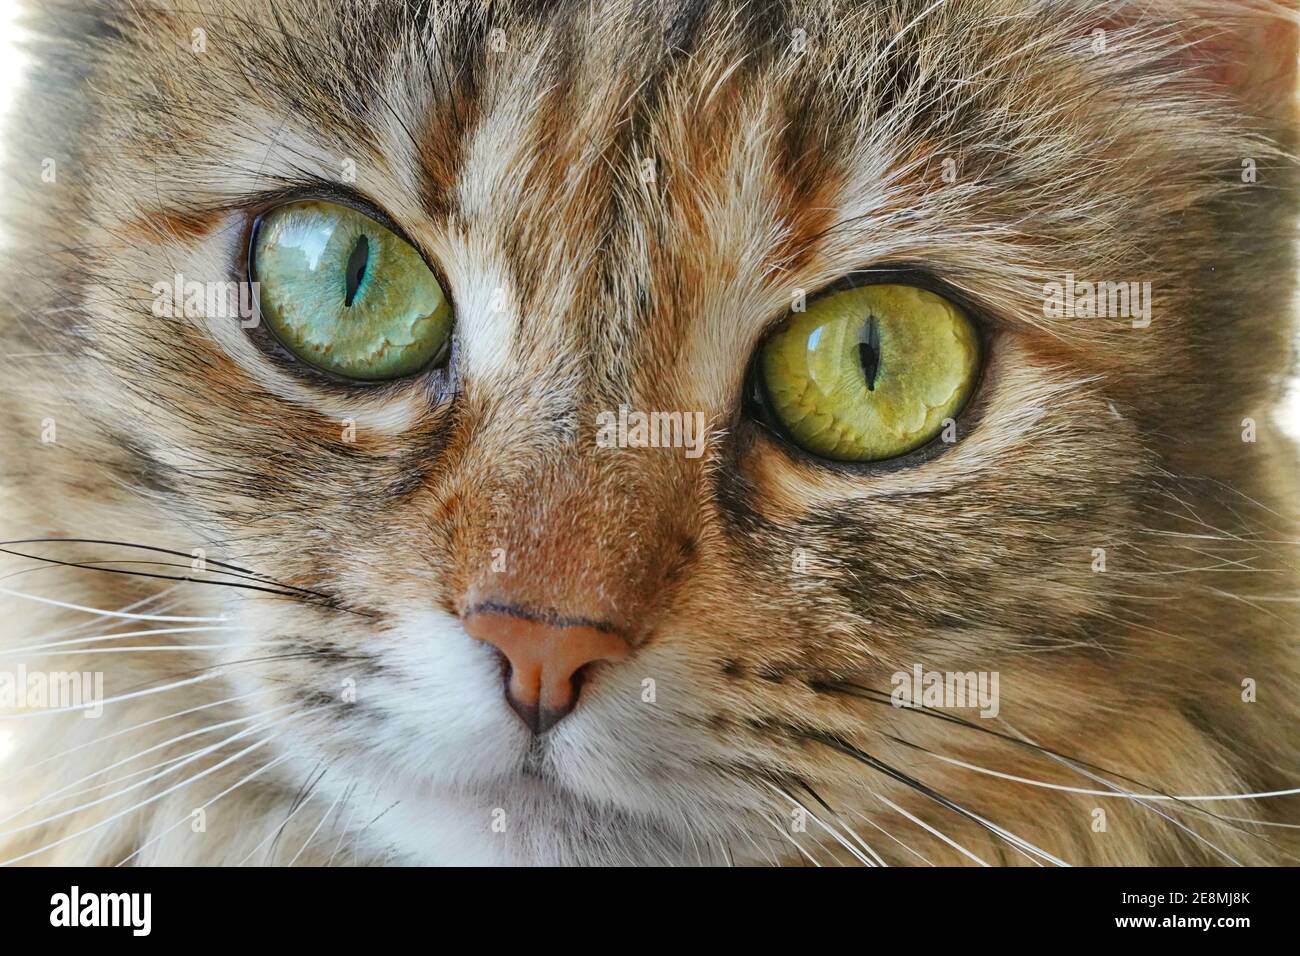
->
[
  {"left": 1184, "top": 1, "right": 1298, "bottom": 116},
  {"left": 1102, "top": 1, "right": 1298, "bottom": 116}
]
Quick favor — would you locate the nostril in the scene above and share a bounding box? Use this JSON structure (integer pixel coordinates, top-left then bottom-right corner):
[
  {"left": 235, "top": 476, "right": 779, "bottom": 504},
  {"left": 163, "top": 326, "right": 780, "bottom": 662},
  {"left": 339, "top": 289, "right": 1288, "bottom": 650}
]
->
[
  {"left": 484, "top": 644, "right": 512, "bottom": 683},
  {"left": 569, "top": 662, "right": 596, "bottom": 698}
]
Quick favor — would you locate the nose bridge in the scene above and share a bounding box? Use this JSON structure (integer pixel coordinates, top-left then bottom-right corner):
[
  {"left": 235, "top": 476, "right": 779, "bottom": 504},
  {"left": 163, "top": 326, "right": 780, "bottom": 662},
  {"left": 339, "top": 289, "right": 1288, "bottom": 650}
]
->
[
  {"left": 473, "top": 453, "right": 675, "bottom": 635},
  {"left": 458, "top": 444, "right": 697, "bottom": 733}
]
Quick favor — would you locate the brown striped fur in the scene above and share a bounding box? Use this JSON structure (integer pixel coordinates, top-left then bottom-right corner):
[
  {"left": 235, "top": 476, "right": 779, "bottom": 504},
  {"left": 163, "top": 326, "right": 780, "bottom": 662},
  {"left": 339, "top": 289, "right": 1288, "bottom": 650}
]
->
[{"left": 0, "top": 0, "right": 1297, "bottom": 865}]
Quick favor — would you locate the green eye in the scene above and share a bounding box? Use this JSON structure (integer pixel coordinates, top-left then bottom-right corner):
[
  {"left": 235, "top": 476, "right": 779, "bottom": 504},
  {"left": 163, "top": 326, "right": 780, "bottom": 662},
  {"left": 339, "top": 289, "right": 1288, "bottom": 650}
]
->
[
  {"left": 758, "top": 284, "right": 980, "bottom": 462},
  {"left": 251, "top": 200, "right": 452, "bottom": 381}
]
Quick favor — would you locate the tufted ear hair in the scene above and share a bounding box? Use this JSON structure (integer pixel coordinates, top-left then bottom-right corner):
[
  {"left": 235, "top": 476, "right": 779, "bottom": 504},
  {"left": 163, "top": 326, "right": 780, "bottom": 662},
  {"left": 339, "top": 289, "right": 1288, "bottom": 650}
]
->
[
  {"left": 1109, "top": 0, "right": 1300, "bottom": 117},
  {"left": 1081, "top": 1, "right": 1297, "bottom": 121},
  {"left": 1186, "top": 1, "right": 1297, "bottom": 116}
]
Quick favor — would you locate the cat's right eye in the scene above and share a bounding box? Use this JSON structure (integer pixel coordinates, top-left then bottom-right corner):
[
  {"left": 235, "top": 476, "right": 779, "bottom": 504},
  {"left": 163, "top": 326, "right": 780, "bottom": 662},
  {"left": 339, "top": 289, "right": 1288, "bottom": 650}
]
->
[
  {"left": 250, "top": 200, "right": 453, "bottom": 381},
  {"left": 755, "top": 283, "right": 980, "bottom": 462}
]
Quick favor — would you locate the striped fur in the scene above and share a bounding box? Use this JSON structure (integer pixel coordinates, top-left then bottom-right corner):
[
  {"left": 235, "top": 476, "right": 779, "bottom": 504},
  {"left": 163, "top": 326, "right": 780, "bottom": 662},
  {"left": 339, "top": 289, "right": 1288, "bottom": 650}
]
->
[{"left": 0, "top": 0, "right": 1297, "bottom": 865}]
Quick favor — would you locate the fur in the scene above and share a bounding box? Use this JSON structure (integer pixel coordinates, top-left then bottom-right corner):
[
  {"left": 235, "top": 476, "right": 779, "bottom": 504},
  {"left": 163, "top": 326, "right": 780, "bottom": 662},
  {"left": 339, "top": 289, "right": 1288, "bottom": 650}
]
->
[{"left": 0, "top": 0, "right": 1298, "bottom": 865}]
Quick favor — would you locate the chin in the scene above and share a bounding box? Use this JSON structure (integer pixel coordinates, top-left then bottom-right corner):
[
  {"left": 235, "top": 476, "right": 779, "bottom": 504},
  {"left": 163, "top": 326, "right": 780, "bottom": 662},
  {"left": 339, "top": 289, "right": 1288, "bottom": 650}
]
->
[{"left": 346, "top": 764, "right": 732, "bottom": 866}]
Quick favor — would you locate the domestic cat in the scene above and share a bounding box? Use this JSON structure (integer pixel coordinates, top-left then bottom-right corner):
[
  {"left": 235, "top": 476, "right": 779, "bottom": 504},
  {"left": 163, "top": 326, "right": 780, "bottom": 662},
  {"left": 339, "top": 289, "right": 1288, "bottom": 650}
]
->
[{"left": 0, "top": 0, "right": 1297, "bottom": 865}]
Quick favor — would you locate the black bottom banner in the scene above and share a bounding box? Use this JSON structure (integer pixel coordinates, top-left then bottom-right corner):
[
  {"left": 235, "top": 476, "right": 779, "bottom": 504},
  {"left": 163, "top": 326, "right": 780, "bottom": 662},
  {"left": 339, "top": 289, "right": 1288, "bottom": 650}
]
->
[{"left": 0, "top": 865, "right": 1289, "bottom": 941}]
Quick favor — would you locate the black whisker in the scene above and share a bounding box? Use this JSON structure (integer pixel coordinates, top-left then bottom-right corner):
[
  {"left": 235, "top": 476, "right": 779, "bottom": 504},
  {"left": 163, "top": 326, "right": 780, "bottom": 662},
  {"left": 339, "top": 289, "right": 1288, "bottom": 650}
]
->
[
  {"left": 268, "top": 761, "right": 331, "bottom": 866},
  {"left": 799, "top": 729, "right": 1045, "bottom": 863},
  {"left": 4, "top": 537, "right": 324, "bottom": 593},
  {"left": 0, "top": 538, "right": 372, "bottom": 617}
]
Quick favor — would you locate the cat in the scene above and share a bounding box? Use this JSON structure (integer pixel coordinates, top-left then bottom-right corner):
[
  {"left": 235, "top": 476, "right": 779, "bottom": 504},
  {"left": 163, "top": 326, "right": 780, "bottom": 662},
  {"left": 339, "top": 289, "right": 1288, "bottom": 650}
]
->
[{"left": 0, "top": 0, "right": 1297, "bottom": 866}]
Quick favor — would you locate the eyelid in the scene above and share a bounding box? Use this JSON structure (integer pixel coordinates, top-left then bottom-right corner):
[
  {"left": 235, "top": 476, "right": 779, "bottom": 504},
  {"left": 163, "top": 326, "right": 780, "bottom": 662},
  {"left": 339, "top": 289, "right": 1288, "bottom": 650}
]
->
[
  {"left": 244, "top": 190, "right": 457, "bottom": 322},
  {"left": 766, "top": 266, "right": 992, "bottom": 337},
  {"left": 243, "top": 188, "right": 424, "bottom": 264}
]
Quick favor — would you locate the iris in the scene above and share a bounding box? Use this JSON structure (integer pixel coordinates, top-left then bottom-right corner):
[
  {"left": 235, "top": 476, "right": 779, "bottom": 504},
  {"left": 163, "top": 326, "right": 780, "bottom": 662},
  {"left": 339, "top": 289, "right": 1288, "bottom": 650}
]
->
[
  {"left": 251, "top": 200, "right": 452, "bottom": 380},
  {"left": 759, "top": 284, "right": 980, "bottom": 461}
]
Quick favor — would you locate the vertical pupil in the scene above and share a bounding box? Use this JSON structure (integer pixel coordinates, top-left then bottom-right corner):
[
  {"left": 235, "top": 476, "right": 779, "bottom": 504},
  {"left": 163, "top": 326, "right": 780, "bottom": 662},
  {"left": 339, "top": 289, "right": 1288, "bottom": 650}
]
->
[
  {"left": 857, "top": 314, "right": 881, "bottom": 391},
  {"left": 344, "top": 234, "right": 370, "bottom": 308}
]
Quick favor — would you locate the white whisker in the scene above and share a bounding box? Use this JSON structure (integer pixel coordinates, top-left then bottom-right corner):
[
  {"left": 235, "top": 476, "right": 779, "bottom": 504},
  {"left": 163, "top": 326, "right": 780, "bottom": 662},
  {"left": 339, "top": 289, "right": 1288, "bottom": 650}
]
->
[
  {"left": 0, "top": 702, "right": 299, "bottom": 825},
  {"left": 0, "top": 587, "right": 227, "bottom": 622},
  {"left": 765, "top": 814, "right": 822, "bottom": 867},
  {"left": 288, "top": 789, "right": 344, "bottom": 866},
  {"left": 7, "top": 590, "right": 180, "bottom": 645},
  {"left": 239, "top": 779, "right": 322, "bottom": 866},
  {"left": 17, "top": 641, "right": 285, "bottom": 656},
  {"left": 847, "top": 808, "right": 935, "bottom": 865},
  {"left": 20, "top": 691, "right": 268, "bottom": 772},
  {"left": 115, "top": 754, "right": 292, "bottom": 866},
  {"left": 0, "top": 671, "right": 222, "bottom": 719},
  {"left": 324, "top": 785, "right": 361, "bottom": 868},
  {"left": 763, "top": 782, "right": 880, "bottom": 866},
  {"left": 911, "top": 750, "right": 1300, "bottom": 802},
  {"left": 1, "top": 625, "right": 249, "bottom": 656},
  {"left": 0, "top": 710, "right": 302, "bottom": 837},
  {"left": 732, "top": 818, "right": 782, "bottom": 866},
  {"left": 871, "top": 789, "right": 989, "bottom": 866},
  {"left": 945, "top": 804, "right": 1066, "bottom": 867},
  {"left": 0, "top": 734, "right": 280, "bottom": 866},
  {"left": 995, "top": 721, "right": 1240, "bottom": 865}
]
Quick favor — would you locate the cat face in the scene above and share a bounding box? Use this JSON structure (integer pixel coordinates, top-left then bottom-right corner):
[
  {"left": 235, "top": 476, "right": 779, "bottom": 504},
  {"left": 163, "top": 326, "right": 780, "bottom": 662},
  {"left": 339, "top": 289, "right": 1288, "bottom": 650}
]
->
[{"left": 4, "top": 0, "right": 1298, "bottom": 864}]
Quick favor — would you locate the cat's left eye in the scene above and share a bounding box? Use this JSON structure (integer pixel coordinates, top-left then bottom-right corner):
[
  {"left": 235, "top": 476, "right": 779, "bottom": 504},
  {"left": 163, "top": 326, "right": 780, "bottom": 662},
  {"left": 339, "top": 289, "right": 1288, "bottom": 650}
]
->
[{"left": 250, "top": 200, "right": 452, "bottom": 381}]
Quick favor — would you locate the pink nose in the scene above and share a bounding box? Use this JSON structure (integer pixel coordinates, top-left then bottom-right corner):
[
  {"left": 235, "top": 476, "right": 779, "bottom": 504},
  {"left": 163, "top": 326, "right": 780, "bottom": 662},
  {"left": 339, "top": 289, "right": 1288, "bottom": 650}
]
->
[{"left": 462, "top": 607, "right": 630, "bottom": 734}]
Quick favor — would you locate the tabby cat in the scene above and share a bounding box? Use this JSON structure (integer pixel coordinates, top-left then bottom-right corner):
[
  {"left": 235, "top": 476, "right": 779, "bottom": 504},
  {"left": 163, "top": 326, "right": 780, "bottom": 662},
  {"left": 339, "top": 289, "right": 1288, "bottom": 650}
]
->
[{"left": 0, "top": 0, "right": 1297, "bottom": 866}]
